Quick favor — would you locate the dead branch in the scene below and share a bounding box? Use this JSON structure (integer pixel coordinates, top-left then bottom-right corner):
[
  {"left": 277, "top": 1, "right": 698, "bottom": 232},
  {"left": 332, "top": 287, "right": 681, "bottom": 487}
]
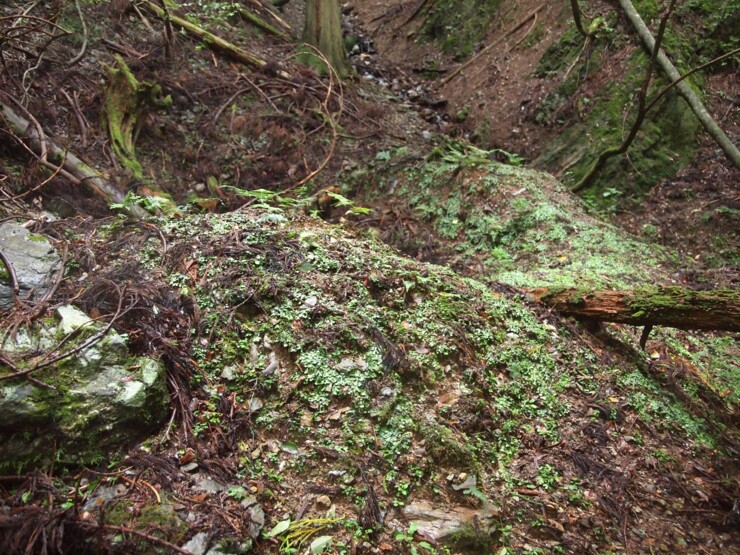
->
[
  {"left": 235, "top": 4, "right": 290, "bottom": 41},
  {"left": 67, "top": 0, "right": 88, "bottom": 66},
  {"left": 574, "top": 0, "right": 740, "bottom": 192},
  {"left": 441, "top": 3, "right": 548, "bottom": 86},
  {"left": 0, "top": 282, "right": 129, "bottom": 385},
  {"left": 573, "top": 0, "right": 678, "bottom": 193},
  {"left": 74, "top": 522, "right": 192, "bottom": 555}
]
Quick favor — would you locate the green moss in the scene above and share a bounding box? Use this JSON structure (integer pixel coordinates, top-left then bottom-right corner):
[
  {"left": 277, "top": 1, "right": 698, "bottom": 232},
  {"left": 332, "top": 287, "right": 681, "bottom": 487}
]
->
[
  {"left": 353, "top": 141, "right": 674, "bottom": 289},
  {"left": 103, "top": 55, "right": 172, "bottom": 180},
  {"left": 420, "top": 0, "right": 503, "bottom": 60}
]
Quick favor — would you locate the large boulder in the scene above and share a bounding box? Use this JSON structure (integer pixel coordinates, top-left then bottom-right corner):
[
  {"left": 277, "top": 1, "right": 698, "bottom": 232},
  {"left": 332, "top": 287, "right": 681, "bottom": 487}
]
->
[{"left": 0, "top": 305, "right": 169, "bottom": 470}]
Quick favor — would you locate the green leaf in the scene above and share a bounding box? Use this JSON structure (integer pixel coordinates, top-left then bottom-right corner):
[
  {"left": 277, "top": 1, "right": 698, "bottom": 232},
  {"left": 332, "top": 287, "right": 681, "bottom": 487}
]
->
[
  {"left": 280, "top": 442, "right": 298, "bottom": 454},
  {"left": 325, "top": 191, "right": 353, "bottom": 207},
  {"left": 309, "top": 535, "right": 333, "bottom": 554},
  {"left": 264, "top": 519, "right": 291, "bottom": 538}
]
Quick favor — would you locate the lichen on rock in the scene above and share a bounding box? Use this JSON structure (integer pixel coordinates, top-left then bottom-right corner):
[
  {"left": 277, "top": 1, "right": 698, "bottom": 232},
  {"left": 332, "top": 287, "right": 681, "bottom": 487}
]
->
[{"left": 0, "top": 305, "right": 169, "bottom": 471}]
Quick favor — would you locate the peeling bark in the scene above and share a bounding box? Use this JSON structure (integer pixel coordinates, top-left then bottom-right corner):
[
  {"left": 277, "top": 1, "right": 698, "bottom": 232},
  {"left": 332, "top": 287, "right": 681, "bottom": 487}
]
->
[{"left": 532, "top": 286, "right": 740, "bottom": 332}]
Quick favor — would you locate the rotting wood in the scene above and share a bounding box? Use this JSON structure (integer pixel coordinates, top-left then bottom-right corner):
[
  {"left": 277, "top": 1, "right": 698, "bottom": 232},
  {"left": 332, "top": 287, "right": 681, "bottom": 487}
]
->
[
  {"left": 531, "top": 286, "right": 740, "bottom": 332},
  {"left": 140, "top": 0, "right": 291, "bottom": 79},
  {"left": 235, "top": 3, "right": 290, "bottom": 40},
  {"left": 245, "top": 0, "right": 292, "bottom": 32},
  {"left": 0, "top": 100, "right": 147, "bottom": 218}
]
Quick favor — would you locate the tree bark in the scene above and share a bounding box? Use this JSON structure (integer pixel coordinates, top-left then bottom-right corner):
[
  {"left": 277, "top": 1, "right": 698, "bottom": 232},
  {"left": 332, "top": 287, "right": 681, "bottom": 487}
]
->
[
  {"left": 303, "top": 0, "right": 349, "bottom": 77},
  {"left": 531, "top": 286, "right": 740, "bottom": 332},
  {"left": 618, "top": 0, "right": 740, "bottom": 169}
]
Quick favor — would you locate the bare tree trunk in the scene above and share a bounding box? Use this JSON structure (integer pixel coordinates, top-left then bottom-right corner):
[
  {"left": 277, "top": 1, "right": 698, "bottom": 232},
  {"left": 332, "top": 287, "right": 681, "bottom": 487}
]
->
[
  {"left": 303, "top": 0, "right": 349, "bottom": 77},
  {"left": 532, "top": 286, "right": 740, "bottom": 332}
]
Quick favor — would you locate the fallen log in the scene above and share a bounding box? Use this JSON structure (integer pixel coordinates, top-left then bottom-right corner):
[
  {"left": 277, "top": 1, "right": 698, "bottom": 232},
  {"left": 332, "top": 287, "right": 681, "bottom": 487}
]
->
[
  {"left": 140, "top": 1, "right": 290, "bottom": 79},
  {"left": 531, "top": 286, "right": 740, "bottom": 333},
  {"left": 0, "top": 100, "right": 147, "bottom": 219}
]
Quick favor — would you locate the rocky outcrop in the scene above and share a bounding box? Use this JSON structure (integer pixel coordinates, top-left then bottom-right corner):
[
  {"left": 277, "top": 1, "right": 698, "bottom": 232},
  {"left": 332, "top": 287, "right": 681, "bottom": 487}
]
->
[
  {"left": 0, "top": 222, "right": 61, "bottom": 310},
  {"left": 0, "top": 305, "right": 169, "bottom": 470}
]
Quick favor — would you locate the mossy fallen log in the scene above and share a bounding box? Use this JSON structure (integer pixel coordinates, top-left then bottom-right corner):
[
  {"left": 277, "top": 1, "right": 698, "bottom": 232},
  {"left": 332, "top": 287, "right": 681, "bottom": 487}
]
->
[
  {"left": 235, "top": 4, "right": 290, "bottom": 41},
  {"left": 0, "top": 100, "right": 147, "bottom": 218},
  {"left": 140, "top": 1, "right": 290, "bottom": 78},
  {"left": 531, "top": 286, "right": 740, "bottom": 332}
]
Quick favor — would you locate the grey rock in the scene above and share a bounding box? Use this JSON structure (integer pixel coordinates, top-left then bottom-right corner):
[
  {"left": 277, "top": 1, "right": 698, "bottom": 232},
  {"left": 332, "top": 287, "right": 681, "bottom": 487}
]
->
[
  {"left": 0, "top": 223, "right": 61, "bottom": 310},
  {"left": 83, "top": 484, "right": 128, "bottom": 511},
  {"left": 452, "top": 474, "right": 477, "bottom": 491},
  {"left": 402, "top": 500, "right": 499, "bottom": 542},
  {"left": 205, "top": 539, "right": 253, "bottom": 555},
  {"left": 245, "top": 502, "right": 265, "bottom": 539},
  {"left": 182, "top": 532, "right": 210, "bottom": 555},
  {"left": 261, "top": 352, "right": 278, "bottom": 377},
  {"left": 194, "top": 477, "right": 226, "bottom": 494},
  {"left": 0, "top": 305, "right": 169, "bottom": 469}
]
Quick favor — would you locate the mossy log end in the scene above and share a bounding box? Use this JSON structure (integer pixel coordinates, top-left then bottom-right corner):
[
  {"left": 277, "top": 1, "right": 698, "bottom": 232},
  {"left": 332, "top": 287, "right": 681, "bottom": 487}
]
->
[{"left": 532, "top": 286, "right": 740, "bottom": 332}]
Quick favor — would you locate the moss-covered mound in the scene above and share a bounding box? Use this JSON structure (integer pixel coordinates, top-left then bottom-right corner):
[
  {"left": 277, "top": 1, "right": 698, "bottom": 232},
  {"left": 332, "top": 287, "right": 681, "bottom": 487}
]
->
[
  {"left": 349, "top": 141, "right": 684, "bottom": 289},
  {"left": 48, "top": 208, "right": 732, "bottom": 553}
]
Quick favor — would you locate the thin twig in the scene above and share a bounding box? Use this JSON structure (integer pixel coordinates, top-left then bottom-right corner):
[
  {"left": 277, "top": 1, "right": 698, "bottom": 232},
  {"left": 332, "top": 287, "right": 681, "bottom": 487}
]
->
[
  {"left": 67, "top": 0, "right": 88, "bottom": 66},
  {"left": 74, "top": 522, "right": 192, "bottom": 555},
  {"left": 0, "top": 283, "right": 129, "bottom": 382},
  {"left": 0, "top": 250, "right": 20, "bottom": 305}
]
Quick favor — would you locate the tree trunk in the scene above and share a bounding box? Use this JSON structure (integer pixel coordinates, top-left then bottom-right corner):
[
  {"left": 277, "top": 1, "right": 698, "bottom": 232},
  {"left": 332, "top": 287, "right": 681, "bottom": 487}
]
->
[
  {"left": 618, "top": 0, "right": 740, "bottom": 169},
  {"left": 531, "top": 286, "right": 740, "bottom": 332},
  {"left": 303, "top": 0, "right": 349, "bottom": 77}
]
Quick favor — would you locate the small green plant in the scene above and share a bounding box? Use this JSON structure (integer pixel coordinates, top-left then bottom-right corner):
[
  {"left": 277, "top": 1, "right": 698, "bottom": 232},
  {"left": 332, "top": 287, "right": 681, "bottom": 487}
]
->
[
  {"left": 110, "top": 191, "right": 171, "bottom": 212},
  {"left": 264, "top": 518, "right": 341, "bottom": 553},
  {"left": 395, "top": 523, "right": 436, "bottom": 555},
  {"left": 535, "top": 464, "right": 561, "bottom": 490}
]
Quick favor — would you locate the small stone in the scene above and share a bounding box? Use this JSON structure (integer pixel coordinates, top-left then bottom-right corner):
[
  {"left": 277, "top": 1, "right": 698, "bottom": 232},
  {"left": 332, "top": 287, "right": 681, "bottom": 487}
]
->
[
  {"left": 262, "top": 352, "right": 279, "bottom": 376},
  {"left": 316, "top": 495, "right": 332, "bottom": 508},
  {"left": 182, "top": 532, "right": 210, "bottom": 555},
  {"left": 303, "top": 295, "right": 318, "bottom": 308},
  {"left": 380, "top": 387, "right": 394, "bottom": 397},
  {"left": 248, "top": 398, "right": 264, "bottom": 412},
  {"left": 194, "top": 183, "right": 206, "bottom": 193},
  {"left": 194, "top": 477, "right": 226, "bottom": 494},
  {"left": 180, "top": 462, "right": 199, "bottom": 473},
  {"left": 422, "top": 130, "right": 433, "bottom": 141},
  {"left": 221, "top": 365, "right": 237, "bottom": 380},
  {"left": 300, "top": 412, "right": 313, "bottom": 427}
]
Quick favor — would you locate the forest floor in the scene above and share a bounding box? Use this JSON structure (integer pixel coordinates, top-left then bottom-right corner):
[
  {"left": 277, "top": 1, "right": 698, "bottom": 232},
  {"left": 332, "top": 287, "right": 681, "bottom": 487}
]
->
[{"left": 0, "top": 1, "right": 738, "bottom": 554}]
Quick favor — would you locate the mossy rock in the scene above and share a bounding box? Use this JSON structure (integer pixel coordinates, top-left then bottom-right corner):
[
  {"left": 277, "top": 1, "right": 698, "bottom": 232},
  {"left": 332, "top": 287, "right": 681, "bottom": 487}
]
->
[{"left": 0, "top": 305, "right": 169, "bottom": 471}]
